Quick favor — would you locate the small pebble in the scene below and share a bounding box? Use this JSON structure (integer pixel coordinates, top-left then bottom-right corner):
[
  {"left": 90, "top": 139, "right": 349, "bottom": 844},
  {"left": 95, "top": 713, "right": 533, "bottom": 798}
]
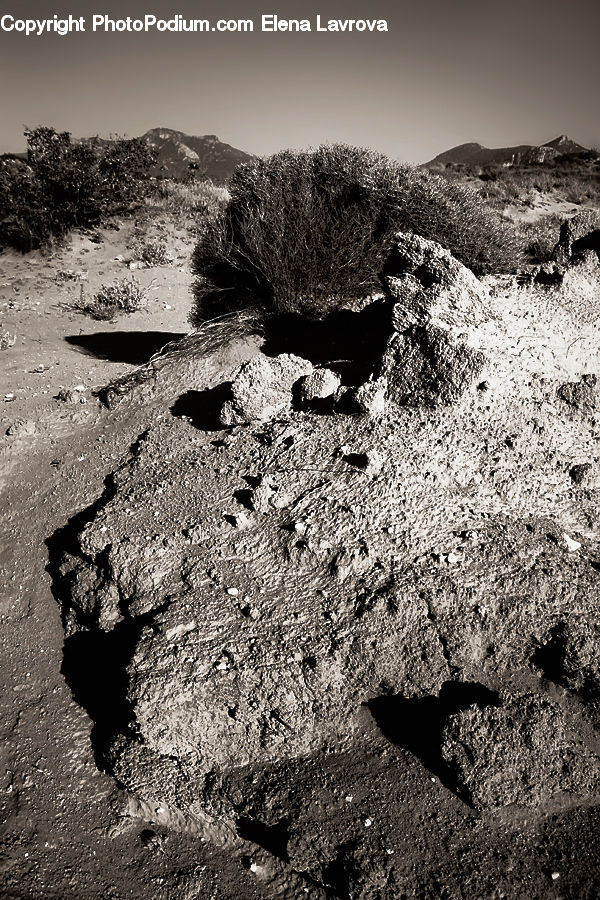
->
[{"left": 563, "top": 533, "right": 581, "bottom": 552}]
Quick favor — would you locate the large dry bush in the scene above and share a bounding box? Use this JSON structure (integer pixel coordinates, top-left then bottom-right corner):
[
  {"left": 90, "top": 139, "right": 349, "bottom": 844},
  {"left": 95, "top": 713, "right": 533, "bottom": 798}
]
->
[
  {"left": 0, "top": 127, "right": 156, "bottom": 252},
  {"left": 190, "top": 144, "right": 520, "bottom": 324}
]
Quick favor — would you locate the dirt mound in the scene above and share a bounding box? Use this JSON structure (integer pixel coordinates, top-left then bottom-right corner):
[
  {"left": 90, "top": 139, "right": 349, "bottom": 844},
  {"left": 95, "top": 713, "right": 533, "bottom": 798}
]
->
[{"left": 49, "top": 235, "right": 600, "bottom": 894}]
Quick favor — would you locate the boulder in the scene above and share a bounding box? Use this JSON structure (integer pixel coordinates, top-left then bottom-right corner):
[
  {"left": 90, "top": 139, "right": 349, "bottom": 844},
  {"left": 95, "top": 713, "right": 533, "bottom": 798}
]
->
[
  {"left": 553, "top": 211, "right": 600, "bottom": 266},
  {"left": 297, "top": 368, "right": 340, "bottom": 407},
  {"left": 220, "top": 353, "right": 313, "bottom": 425},
  {"left": 379, "top": 234, "right": 489, "bottom": 406},
  {"left": 351, "top": 378, "right": 387, "bottom": 417},
  {"left": 380, "top": 324, "right": 485, "bottom": 407}
]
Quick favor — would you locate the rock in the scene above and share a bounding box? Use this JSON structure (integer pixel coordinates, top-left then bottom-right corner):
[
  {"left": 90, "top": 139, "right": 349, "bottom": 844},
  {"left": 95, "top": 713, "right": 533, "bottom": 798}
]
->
[
  {"left": 352, "top": 379, "right": 387, "bottom": 418},
  {"left": 379, "top": 234, "right": 489, "bottom": 406},
  {"left": 6, "top": 418, "right": 37, "bottom": 437},
  {"left": 297, "top": 368, "right": 340, "bottom": 407},
  {"left": 56, "top": 389, "right": 78, "bottom": 404},
  {"left": 381, "top": 324, "right": 486, "bottom": 407},
  {"left": 48, "top": 228, "right": 600, "bottom": 878},
  {"left": 441, "top": 689, "right": 600, "bottom": 809},
  {"left": 552, "top": 210, "right": 600, "bottom": 266},
  {"left": 250, "top": 477, "right": 291, "bottom": 512},
  {"left": 384, "top": 232, "right": 491, "bottom": 335},
  {"left": 570, "top": 462, "right": 598, "bottom": 488},
  {"left": 342, "top": 447, "right": 383, "bottom": 475},
  {"left": 0, "top": 329, "right": 16, "bottom": 350},
  {"left": 220, "top": 353, "right": 313, "bottom": 425},
  {"left": 557, "top": 374, "right": 597, "bottom": 413}
]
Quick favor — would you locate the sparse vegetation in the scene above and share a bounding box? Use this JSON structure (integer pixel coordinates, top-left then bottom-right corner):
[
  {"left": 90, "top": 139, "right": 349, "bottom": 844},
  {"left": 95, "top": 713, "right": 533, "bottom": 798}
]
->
[
  {"left": 146, "top": 178, "right": 228, "bottom": 222},
  {"left": 77, "top": 277, "right": 148, "bottom": 320},
  {"left": 190, "top": 144, "right": 521, "bottom": 324},
  {"left": 132, "top": 238, "right": 173, "bottom": 267},
  {"left": 440, "top": 152, "right": 600, "bottom": 212},
  {"left": 0, "top": 127, "right": 156, "bottom": 252},
  {"left": 517, "top": 214, "right": 565, "bottom": 264}
]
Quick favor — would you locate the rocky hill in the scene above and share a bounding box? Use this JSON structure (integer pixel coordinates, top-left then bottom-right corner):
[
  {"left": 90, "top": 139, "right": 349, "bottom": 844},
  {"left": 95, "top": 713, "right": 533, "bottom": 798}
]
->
[
  {"left": 1, "top": 128, "right": 254, "bottom": 183},
  {"left": 140, "top": 127, "right": 254, "bottom": 182},
  {"left": 427, "top": 134, "right": 590, "bottom": 169}
]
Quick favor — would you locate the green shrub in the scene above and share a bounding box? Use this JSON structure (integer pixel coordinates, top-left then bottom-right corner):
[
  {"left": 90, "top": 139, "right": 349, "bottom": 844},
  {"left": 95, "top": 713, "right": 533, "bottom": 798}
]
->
[
  {"left": 190, "top": 144, "right": 520, "bottom": 324},
  {"left": 77, "top": 277, "right": 148, "bottom": 320},
  {"left": 0, "top": 127, "right": 156, "bottom": 252}
]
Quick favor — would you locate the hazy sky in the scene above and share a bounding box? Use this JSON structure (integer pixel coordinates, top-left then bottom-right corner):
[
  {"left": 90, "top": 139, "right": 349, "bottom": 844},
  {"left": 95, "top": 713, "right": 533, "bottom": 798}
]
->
[{"left": 1, "top": 0, "right": 599, "bottom": 162}]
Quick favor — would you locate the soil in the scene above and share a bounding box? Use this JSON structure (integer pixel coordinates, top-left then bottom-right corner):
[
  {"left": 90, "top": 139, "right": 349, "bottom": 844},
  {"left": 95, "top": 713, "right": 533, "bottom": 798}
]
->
[{"left": 2, "top": 216, "right": 600, "bottom": 899}]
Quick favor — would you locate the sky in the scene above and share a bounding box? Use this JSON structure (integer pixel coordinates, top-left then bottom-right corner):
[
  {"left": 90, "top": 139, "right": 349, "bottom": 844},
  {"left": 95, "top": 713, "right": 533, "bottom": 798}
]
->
[{"left": 1, "top": 0, "right": 599, "bottom": 162}]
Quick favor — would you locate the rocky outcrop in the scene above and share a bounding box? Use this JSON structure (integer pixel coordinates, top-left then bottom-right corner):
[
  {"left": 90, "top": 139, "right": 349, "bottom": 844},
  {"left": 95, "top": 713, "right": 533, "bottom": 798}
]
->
[
  {"left": 441, "top": 689, "right": 600, "bottom": 810},
  {"left": 377, "top": 234, "right": 489, "bottom": 406},
  {"left": 51, "top": 236, "right": 600, "bottom": 863},
  {"left": 297, "top": 367, "right": 340, "bottom": 410},
  {"left": 552, "top": 210, "right": 600, "bottom": 266}
]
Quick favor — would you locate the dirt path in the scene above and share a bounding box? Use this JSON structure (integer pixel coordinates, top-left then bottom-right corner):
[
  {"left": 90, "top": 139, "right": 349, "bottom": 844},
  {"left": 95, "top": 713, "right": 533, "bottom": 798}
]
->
[{"left": 0, "top": 219, "right": 268, "bottom": 897}]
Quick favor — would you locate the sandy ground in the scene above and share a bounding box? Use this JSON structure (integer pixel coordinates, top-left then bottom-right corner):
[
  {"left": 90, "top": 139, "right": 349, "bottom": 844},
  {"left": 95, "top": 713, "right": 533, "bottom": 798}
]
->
[{"left": 0, "top": 219, "right": 268, "bottom": 897}]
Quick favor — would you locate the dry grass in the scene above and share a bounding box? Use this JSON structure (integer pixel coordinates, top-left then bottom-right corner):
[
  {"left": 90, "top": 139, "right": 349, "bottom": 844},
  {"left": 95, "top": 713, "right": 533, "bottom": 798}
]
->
[
  {"left": 145, "top": 179, "right": 228, "bottom": 221},
  {"left": 76, "top": 277, "right": 149, "bottom": 320},
  {"left": 98, "top": 309, "right": 263, "bottom": 407}
]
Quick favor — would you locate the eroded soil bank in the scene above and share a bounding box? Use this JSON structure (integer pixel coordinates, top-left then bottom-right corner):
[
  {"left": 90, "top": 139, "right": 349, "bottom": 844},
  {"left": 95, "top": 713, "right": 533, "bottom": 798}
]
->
[{"left": 3, "top": 227, "right": 600, "bottom": 897}]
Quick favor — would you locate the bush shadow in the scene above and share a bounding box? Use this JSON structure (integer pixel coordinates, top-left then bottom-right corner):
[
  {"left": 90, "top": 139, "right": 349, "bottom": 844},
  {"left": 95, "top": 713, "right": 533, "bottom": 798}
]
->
[{"left": 65, "top": 331, "right": 186, "bottom": 365}]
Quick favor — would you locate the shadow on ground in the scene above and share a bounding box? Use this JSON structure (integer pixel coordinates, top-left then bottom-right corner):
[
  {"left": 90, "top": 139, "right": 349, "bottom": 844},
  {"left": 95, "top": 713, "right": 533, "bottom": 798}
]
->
[
  {"left": 367, "top": 681, "right": 500, "bottom": 803},
  {"left": 261, "top": 301, "right": 393, "bottom": 385},
  {"left": 171, "top": 383, "right": 233, "bottom": 431},
  {"left": 65, "top": 331, "right": 186, "bottom": 365}
]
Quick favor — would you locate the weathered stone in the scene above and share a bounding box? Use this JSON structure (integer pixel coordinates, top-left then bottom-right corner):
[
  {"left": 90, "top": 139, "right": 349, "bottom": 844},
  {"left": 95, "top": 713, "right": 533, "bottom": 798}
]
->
[
  {"left": 378, "top": 234, "right": 489, "bottom": 406},
  {"left": 557, "top": 374, "right": 597, "bottom": 413},
  {"left": 5, "top": 418, "right": 37, "bottom": 437},
  {"left": 381, "top": 324, "right": 486, "bottom": 407},
  {"left": 553, "top": 210, "right": 600, "bottom": 266},
  {"left": 220, "top": 353, "right": 313, "bottom": 425},
  {"left": 50, "top": 232, "right": 600, "bottom": 862},
  {"left": 441, "top": 689, "right": 600, "bottom": 809},
  {"left": 384, "top": 232, "right": 491, "bottom": 336},
  {"left": 297, "top": 368, "right": 340, "bottom": 406},
  {"left": 352, "top": 378, "right": 387, "bottom": 418}
]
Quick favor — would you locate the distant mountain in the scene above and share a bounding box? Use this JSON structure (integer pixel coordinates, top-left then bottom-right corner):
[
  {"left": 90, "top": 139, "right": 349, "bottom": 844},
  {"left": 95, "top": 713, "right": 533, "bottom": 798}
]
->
[
  {"left": 1, "top": 128, "right": 254, "bottom": 183},
  {"left": 141, "top": 128, "right": 254, "bottom": 182},
  {"left": 426, "top": 135, "right": 590, "bottom": 169}
]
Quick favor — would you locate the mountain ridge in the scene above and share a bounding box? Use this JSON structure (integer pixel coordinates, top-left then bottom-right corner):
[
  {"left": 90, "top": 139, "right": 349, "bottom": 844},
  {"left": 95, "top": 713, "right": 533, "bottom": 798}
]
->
[
  {"left": 426, "top": 135, "right": 590, "bottom": 168},
  {"left": 140, "top": 127, "right": 254, "bottom": 181}
]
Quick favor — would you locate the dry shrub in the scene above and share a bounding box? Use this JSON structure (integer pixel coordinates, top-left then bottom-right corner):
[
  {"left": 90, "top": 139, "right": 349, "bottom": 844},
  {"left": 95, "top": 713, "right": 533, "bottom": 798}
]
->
[
  {"left": 517, "top": 214, "right": 564, "bottom": 263},
  {"left": 132, "top": 239, "right": 173, "bottom": 267},
  {"left": 0, "top": 127, "right": 156, "bottom": 252},
  {"left": 190, "top": 144, "right": 520, "bottom": 325},
  {"left": 77, "top": 277, "right": 148, "bottom": 320},
  {"left": 147, "top": 179, "right": 228, "bottom": 221}
]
